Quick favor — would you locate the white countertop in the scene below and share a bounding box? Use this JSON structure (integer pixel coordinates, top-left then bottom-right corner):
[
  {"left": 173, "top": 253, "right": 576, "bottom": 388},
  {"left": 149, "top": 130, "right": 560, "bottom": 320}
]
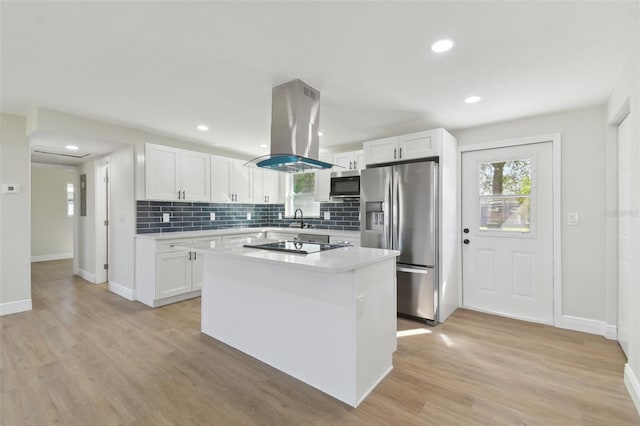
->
[
  {"left": 135, "top": 227, "right": 360, "bottom": 241},
  {"left": 176, "top": 237, "right": 399, "bottom": 274}
]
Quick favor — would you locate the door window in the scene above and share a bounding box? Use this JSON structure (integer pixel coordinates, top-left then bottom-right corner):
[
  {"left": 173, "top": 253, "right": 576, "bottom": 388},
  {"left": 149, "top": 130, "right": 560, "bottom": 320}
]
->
[{"left": 478, "top": 157, "right": 534, "bottom": 236}]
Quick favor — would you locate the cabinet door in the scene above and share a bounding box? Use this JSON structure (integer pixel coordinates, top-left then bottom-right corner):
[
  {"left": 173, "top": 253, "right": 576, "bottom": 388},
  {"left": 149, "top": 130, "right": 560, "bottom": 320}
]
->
[
  {"left": 363, "top": 137, "right": 399, "bottom": 166},
  {"left": 156, "top": 251, "right": 192, "bottom": 298},
  {"left": 181, "top": 150, "right": 211, "bottom": 201},
  {"left": 145, "top": 144, "right": 180, "bottom": 200},
  {"left": 262, "top": 170, "right": 279, "bottom": 203},
  {"left": 353, "top": 150, "right": 364, "bottom": 170},
  {"left": 398, "top": 130, "right": 439, "bottom": 160},
  {"left": 333, "top": 152, "right": 355, "bottom": 170},
  {"left": 252, "top": 169, "right": 265, "bottom": 204},
  {"left": 232, "top": 159, "right": 252, "bottom": 203},
  {"left": 211, "top": 155, "right": 232, "bottom": 202},
  {"left": 314, "top": 169, "right": 332, "bottom": 202},
  {"left": 191, "top": 251, "right": 203, "bottom": 291}
]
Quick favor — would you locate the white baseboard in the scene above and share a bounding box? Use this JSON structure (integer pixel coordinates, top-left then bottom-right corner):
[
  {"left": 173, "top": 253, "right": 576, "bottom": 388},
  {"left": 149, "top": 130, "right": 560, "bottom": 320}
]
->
[
  {"left": 0, "top": 299, "right": 32, "bottom": 316},
  {"left": 108, "top": 281, "right": 135, "bottom": 301},
  {"left": 31, "top": 252, "right": 73, "bottom": 262},
  {"left": 605, "top": 324, "right": 618, "bottom": 340},
  {"left": 624, "top": 364, "right": 640, "bottom": 416},
  {"left": 560, "top": 315, "right": 616, "bottom": 338},
  {"left": 77, "top": 268, "right": 96, "bottom": 283}
]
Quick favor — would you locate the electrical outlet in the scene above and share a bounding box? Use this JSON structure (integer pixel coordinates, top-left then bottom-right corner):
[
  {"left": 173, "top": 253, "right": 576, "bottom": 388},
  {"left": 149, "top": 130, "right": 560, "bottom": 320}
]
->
[
  {"left": 568, "top": 212, "right": 579, "bottom": 226},
  {"left": 278, "top": 212, "right": 283, "bottom": 220},
  {"left": 210, "top": 212, "right": 216, "bottom": 221},
  {"left": 324, "top": 211, "right": 330, "bottom": 220},
  {"left": 246, "top": 212, "right": 251, "bottom": 220},
  {"left": 162, "top": 213, "right": 170, "bottom": 223}
]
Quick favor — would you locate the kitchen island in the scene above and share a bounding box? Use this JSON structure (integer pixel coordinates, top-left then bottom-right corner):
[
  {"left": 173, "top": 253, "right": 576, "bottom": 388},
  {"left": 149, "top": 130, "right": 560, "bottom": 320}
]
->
[{"left": 180, "top": 237, "right": 399, "bottom": 407}]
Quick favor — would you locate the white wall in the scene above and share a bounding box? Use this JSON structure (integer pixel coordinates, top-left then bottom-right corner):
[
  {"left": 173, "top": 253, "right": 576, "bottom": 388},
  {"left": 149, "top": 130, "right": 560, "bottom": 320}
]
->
[
  {"left": 0, "top": 114, "right": 32, "bottom": 315},
  {"left": 452, "top": 105, "right": 608, "bottom": 324},
  {"left": 31, "top": 165, "right": 74, "bottom": 260},
  {"left": 107, "top": 146, "right": 136, "bottom": 299},
  {"left": 607, "top": 41, "right": 640, "bottom": 413},
  {"left": 77, "top": 160, "right": 96, "bottom": 282}
]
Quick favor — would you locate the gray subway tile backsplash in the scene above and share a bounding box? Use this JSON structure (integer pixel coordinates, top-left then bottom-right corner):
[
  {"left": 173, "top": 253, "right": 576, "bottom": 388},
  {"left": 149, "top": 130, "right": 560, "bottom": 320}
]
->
[{"left": 136, "top": 200, "right": 361, "bottom": 234}]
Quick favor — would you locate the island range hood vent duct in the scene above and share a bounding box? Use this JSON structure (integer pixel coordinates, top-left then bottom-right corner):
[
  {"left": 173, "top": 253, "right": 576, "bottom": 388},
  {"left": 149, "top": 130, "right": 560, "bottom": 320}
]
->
[{"left": 246, "top": 79, "right": 334, "bottom": 173}]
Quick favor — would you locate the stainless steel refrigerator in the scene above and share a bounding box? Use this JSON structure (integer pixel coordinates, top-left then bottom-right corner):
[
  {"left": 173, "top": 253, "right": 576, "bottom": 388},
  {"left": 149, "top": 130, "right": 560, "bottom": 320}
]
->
[{"left": 360, "top": 161, "right": 438, "bottom": 323}]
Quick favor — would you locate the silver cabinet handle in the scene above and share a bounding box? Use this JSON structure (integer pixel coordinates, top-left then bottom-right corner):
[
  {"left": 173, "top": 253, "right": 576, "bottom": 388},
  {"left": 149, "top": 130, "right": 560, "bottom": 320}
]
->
[
  {"left": 188, "top": 251, "right": 192, "bottom": 261},
  {"left": 399, "top": 147, "right": 402, "bottom": 158},
  {"left": 353, "top": 160, "right": 357, "bottom": 169},
  {"left": 182, "top": 190, "right": 185, "bottom": 199},
  {"left": 178, "top": 191, "right": 181, "bottom": 200},
  {"left": 349, "top": 161, "right": 353, "bottom": 170},
  {"left": 394, "top": 148, "right": 397, "bottom": 159},
  {"left": 193, "top": 251, "right": 197, "bottom": 260}
]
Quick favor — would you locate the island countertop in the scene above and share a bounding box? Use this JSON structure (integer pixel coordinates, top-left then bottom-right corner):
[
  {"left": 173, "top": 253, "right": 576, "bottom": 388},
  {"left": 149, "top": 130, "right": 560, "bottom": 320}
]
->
[
  {"left": 176, "top": 237, "right": 399, "bottom": 274},
  {"left": 135, "top": 227, "right": 360, "bottom": 241}
]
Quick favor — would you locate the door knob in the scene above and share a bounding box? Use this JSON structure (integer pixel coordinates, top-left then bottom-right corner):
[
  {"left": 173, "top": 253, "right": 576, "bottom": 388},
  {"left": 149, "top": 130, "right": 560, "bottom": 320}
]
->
[
  {"left": 463, "top": 239, "right": 470, "bottom": 245},
  {"left": 463, "top": 228, "right": 469, "bottom": 234}
]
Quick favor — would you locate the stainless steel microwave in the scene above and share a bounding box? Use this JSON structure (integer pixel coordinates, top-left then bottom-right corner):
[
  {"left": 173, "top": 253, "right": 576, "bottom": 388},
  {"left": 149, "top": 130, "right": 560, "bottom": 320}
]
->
[{"left": 329, "top": 170, "right": 360, "bottom": 199}]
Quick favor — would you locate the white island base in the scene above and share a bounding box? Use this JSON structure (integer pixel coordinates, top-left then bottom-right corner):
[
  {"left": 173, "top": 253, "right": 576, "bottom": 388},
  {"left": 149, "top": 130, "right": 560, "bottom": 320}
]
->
[{"left": 201, "top": 252, "right": 397, "bottom": 407}]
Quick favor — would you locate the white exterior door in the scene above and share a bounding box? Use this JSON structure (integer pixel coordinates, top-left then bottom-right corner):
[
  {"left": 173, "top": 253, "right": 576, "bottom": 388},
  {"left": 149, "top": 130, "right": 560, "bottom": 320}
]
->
[
  {"left": 617, "top": 114, "right": 632, "bottom": 357},
  {"left": 461, "top": 142, "right": 554, "bottom": 324}
]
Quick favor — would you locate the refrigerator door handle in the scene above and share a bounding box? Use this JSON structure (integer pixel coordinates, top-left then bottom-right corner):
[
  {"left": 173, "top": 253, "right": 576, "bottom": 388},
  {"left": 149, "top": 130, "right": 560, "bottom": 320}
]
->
[
  {"left": 385, "top": 181, "right": 393, "bottom": 248},
  {"left": 397, "top": 266, "right": 429, "bottom": 274}
]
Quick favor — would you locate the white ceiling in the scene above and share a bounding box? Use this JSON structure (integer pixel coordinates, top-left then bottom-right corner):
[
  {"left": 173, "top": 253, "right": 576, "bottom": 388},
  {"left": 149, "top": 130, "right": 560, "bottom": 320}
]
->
[{"left": 1, "top": 1, "right": 638, "bottom": 160}]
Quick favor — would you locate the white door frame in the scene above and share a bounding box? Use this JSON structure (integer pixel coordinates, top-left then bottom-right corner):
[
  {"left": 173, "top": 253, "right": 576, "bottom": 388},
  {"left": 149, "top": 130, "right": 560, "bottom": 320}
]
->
[
  {"left": 458, "top": 133, "right": 562, "bottom": 326},
  {"left": 95, "top": 158, "right": 110, "bottom": 284}
]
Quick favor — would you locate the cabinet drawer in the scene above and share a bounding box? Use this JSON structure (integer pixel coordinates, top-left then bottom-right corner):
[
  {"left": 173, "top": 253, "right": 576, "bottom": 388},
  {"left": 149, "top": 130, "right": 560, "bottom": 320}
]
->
[{"left": 156, "top": 238, "right": 192, "bottom": 253}]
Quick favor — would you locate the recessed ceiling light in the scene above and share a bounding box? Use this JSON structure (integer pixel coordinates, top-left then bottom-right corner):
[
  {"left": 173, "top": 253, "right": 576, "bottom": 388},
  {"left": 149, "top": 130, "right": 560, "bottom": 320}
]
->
[
  {"left": 318, "top": 131, "right": 323, "bottom": 137},
  {"left": 259, "top": 144, "right": 268, "bottom": 148},
  {"left": 431, "top": 39, "right": 454, "bottom": 53},
  {"left": 197, "top": 124, "right": 209, "bottom": 131},
  {"left": 464, "top": 96, "right": 482, "bottom": 104},
  {"left": 65, "top": 145, "right": 79, "bottom": 151}
]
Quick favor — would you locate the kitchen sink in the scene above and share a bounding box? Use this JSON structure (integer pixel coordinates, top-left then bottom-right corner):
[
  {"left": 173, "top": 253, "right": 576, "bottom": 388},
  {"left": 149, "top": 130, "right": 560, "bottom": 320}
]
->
[{"left": 243, "top": 240, "right": 345, "bottom": 255}]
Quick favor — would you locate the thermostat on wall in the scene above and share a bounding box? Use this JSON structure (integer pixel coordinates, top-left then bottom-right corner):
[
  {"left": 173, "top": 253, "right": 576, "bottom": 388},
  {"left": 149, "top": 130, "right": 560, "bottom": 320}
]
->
[{"left": 1, "top": 184, "right": 20, "bottom": 193}]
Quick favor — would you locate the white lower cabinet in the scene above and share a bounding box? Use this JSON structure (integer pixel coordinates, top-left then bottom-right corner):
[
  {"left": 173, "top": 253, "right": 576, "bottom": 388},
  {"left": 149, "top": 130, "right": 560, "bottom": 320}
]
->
[{"left": 135, "top": 236, "right": 219, "bottom": 307}]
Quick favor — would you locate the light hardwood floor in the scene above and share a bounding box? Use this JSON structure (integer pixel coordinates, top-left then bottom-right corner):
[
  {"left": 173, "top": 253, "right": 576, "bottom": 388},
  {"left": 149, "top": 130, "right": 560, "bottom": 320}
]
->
[{"left": 1, "top": 259, "right": 638, "bottom": 425}]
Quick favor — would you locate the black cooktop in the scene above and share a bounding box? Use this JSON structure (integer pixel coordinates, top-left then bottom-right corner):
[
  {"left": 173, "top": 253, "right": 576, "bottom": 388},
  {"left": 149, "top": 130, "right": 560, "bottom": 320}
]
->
[{"left": 243, "top": 241, "right": 344, "bottom": 255}]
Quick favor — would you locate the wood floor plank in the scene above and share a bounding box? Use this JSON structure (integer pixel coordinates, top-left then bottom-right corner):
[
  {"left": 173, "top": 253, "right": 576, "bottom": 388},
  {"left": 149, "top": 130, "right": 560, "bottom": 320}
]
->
[{"left": 0, "top": 259, "right": 637, "bottom": 425}]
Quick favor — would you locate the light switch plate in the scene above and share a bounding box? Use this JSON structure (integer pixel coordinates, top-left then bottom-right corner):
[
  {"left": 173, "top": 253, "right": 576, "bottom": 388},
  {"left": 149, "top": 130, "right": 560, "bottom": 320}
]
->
[
  {"left": 246, "top": 212, "right": 251, "bottom": 220},
  {"left": 210, "top": 212, "right": 216, "bottom": 221},
  {"left": 1, "top": 183, "right": 20, "bottom": 193},
  {"left": 162, "top": 213, "right": 170, "bottom": 223},
  {"left": 278, "top": 212, "right": 283, "bottom": 220},
  {"left": 568, "top": 212, "right": 579, "bottom": 226},
  {"left": 324, "top": 212, "right": 330, "bottom": 220}
]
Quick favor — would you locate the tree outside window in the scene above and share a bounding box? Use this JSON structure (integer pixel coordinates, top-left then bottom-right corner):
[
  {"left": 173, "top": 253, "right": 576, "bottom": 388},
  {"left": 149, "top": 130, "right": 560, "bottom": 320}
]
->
[{"left": 286, "top": 172, "right": 320, "bottom": 217}]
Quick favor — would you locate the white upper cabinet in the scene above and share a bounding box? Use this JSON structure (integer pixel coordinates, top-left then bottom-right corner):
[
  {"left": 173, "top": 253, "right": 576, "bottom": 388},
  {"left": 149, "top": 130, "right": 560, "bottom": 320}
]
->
[
  {"left": 145, "top": 144, "right": 180, "bottom": 200},
  {"left": 145, "top": 143, "right": 210, "bottom": 201},
  {"left": 261, "top": 169, "right": 280, "bottom": 204},
  {"left": 398, "top": 129, "right": 439, "bottom": 161},
  {"left": 180, "top": 150, "right": 211, "bottom": 202},
  {"left": 363, "top": 129, "right": 441, "bottom": 166},
  {"left": 253, "top": 169, "right": 280, "bottom": 204},
  {"left": 333, "top": 150, "right": 364, "bottom": 171},
  {"left": 362, "top": 137, "right": 400, "bottom": 166},
  {"left": 211, "top": 155, "right": 233, "bottom": 202},
  {"left": 232, "top": 159, "right": 252, "bottom": 203},
  {"left": 211, "top": 155, "right": 252, "bottom": 203}
]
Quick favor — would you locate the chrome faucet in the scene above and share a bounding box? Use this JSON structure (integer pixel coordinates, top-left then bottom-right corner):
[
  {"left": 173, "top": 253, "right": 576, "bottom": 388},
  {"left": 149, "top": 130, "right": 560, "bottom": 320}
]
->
[{"left": 294, "top": 208, "right": 304, "bottom": 229}]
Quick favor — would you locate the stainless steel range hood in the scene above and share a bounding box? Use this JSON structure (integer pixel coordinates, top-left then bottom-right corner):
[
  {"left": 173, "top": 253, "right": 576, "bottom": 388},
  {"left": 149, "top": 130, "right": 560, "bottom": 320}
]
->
[{"left": 246, "top": 79, "right": 333, "bottom": 173}]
